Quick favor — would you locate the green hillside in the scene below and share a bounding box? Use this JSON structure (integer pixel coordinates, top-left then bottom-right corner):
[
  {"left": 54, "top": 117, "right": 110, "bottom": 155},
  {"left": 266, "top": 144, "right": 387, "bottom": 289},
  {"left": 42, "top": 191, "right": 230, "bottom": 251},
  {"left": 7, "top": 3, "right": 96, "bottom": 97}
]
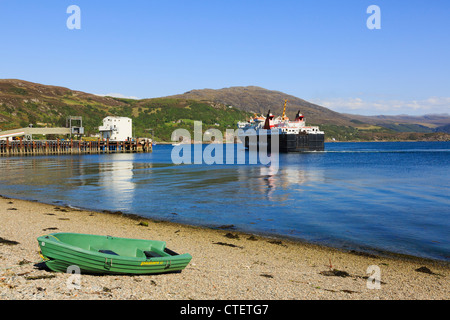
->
[
  {"left": 1, "top": 79, "right": 449, "bottom": 142},
  {"left": 0, "top": 80, "right": 251, "bottom": 141},
  {"left": 107, "top": 97, "right": 251, "bottom": 141}
]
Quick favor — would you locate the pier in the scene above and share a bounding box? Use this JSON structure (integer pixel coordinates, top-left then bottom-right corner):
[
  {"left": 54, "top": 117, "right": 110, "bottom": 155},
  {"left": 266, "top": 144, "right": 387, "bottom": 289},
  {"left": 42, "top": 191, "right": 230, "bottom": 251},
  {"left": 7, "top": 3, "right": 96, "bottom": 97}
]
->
[{"left": 0, "top": 138, "right": 152, "bottom": 156}]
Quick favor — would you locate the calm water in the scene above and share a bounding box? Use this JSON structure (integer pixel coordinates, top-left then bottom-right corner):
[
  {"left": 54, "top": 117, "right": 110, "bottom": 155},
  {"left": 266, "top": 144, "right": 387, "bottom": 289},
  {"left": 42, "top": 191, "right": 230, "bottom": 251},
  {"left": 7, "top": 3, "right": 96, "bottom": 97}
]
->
[{"left": 0, "top": 142, "right": 449, "bottom": 261}]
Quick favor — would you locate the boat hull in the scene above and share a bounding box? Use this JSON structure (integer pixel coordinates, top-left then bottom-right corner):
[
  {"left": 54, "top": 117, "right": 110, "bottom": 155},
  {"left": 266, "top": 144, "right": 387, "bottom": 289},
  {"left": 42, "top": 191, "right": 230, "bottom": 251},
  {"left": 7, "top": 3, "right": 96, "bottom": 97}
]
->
[
  {"left": 37, "top": 233, "right": 192, "bottom": 275},
  {"left": 240, "top": 132, "right": 325, "bottom": 153}
]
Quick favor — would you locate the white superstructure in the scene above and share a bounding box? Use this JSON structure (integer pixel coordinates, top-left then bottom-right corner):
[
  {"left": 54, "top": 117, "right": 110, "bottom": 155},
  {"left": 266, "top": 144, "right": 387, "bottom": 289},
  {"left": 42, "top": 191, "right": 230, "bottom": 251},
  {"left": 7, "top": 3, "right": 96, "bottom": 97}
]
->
[
  {"left": 98, "top": 116, "right": 133, "bottom": 141},
  {"left": 237, "top": 110, "right": 323, "bottom": 136}
]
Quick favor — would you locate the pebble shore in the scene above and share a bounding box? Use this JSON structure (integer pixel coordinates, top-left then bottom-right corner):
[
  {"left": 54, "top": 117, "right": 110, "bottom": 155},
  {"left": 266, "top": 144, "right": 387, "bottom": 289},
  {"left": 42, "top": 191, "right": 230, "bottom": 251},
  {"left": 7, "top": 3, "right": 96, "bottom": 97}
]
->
[{"left": 0, "top": 196, "right": 448, "bottom": 300}]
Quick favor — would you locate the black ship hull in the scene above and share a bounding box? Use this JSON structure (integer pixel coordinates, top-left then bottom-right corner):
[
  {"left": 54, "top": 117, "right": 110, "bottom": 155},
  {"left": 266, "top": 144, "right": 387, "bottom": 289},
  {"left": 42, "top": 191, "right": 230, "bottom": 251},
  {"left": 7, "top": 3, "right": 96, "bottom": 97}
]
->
[{"left": 242, "top": 132, "right": 325, "bottom": 153}]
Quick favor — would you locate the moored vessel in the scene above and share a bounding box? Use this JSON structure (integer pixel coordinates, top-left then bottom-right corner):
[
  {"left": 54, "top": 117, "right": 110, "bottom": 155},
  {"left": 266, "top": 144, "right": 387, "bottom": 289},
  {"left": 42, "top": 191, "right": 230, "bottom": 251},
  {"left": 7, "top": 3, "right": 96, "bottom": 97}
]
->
[{"left": 237, "top": 100, "right": 325, "bottom": 152}]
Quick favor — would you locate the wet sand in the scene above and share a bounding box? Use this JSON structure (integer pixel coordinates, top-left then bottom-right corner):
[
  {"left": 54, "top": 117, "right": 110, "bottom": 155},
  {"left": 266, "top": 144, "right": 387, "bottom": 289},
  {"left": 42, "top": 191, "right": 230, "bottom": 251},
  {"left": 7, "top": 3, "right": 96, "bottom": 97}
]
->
[{"left": 0, "top": 196, "right": 448, "bottom": 300}]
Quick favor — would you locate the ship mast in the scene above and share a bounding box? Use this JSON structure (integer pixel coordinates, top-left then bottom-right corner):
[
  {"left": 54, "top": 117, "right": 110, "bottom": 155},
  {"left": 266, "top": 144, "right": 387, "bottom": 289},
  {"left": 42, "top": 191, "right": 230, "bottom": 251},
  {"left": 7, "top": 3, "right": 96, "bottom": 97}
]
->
[{"left": 282, "top": 99, "right": 289, "bottom": 119}]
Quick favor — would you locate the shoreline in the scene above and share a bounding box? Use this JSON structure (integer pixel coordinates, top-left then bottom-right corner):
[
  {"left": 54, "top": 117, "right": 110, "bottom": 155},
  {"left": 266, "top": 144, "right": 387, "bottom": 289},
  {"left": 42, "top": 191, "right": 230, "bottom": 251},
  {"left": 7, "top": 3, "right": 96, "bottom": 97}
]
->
[
  {"left": 4, "top": 193, "right": 449, "bottom": 265},
  {"left": 1, "top": 195, "right": 449, "bottom": 300}
]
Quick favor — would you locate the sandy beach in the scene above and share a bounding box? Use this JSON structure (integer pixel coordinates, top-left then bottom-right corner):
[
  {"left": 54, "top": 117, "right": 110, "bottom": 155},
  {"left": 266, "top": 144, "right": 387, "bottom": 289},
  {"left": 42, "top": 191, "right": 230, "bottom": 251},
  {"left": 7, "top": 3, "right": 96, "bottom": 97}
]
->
[{"left": 0, "top": 195, "right": 448, "bottom": 300}]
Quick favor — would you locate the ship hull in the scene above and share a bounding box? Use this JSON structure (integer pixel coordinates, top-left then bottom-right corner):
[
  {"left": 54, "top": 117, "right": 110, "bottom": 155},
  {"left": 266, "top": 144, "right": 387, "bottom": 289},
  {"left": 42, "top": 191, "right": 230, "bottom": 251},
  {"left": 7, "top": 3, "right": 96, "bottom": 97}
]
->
[{"left": 240, "top": 132, "right": 324, "bottom": 153}]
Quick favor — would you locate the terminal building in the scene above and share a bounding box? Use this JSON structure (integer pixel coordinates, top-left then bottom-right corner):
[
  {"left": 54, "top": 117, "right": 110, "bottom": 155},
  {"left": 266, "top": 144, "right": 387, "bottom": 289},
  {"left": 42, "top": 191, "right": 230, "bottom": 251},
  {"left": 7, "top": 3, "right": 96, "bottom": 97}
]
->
[{"left": 98, "top": 116, "right": 133, "bottom": 141}]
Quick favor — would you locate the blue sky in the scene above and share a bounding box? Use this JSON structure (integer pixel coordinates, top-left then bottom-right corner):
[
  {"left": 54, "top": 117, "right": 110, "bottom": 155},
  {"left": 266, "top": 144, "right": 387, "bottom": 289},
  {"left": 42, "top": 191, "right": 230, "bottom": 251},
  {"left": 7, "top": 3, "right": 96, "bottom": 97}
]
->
[{"left": 0, "top": 0, "right": 449, "bottom": 115}]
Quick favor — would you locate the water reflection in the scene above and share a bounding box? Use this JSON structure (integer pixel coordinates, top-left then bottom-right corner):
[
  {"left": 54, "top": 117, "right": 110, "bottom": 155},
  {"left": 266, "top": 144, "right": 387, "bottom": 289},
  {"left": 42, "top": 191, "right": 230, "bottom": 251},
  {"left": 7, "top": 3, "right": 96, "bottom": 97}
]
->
[
  {"left": 237, "top": 165, "right": 324, "bottom": 201},
  {"left": 98, "top": 159, "right": 135, "bottom": 210}
]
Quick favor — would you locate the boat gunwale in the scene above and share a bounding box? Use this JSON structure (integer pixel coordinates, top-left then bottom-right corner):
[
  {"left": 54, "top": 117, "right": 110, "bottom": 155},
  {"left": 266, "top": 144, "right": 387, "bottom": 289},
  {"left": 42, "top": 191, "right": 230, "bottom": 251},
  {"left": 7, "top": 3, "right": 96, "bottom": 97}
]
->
[{"left": 37, "top": 232, "right": 192, "bottom": 263}]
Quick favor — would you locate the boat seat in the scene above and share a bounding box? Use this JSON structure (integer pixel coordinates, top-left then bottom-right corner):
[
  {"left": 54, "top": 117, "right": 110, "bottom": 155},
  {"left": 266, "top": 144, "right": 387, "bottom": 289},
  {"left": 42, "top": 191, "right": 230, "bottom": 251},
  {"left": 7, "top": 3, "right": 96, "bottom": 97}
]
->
[
  {"left": 144, "top": 251, "right": 163, "bottom": 258},
  {"left": 164, "top": 248, "right": 179, "bottom": 256},
  {"left": 99, "top": 249, "right": 119, "bottom": 256}
]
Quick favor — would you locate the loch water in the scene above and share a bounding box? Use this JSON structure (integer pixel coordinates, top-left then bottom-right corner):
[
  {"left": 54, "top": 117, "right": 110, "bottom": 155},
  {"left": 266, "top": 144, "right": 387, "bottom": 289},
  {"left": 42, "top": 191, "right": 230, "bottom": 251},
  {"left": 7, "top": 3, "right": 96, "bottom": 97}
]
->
[{"left": 0, "top": 141, "right": 449, "bottom": 261}]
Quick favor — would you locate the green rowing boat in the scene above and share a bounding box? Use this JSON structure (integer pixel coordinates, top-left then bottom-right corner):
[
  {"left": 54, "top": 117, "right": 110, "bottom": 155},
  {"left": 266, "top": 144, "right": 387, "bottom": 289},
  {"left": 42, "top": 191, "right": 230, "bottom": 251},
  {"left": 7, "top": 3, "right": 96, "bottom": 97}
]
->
[{"left": 37, "top": 233, "right": 192, "bottom": 274}]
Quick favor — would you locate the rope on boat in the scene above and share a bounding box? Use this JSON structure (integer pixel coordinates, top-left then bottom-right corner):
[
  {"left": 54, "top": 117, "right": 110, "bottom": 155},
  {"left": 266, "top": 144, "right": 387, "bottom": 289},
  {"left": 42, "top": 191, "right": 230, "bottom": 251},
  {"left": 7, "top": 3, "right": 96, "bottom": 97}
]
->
[{"left": 41, "top": 234, "right": 61, "bottom": 242}]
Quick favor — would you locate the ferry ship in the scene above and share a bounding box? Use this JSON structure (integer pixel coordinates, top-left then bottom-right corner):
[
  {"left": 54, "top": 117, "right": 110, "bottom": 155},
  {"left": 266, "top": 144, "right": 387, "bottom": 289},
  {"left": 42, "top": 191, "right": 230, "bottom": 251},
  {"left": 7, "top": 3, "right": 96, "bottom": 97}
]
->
[{"left": 237, "top": 100, "right": 325, "bottom": 152}]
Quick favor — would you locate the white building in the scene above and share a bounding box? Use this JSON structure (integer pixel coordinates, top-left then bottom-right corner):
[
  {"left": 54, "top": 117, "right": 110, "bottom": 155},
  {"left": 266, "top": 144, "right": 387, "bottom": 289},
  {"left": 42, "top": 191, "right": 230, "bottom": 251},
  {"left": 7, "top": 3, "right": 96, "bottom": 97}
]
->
[{"left": 98, "top": 116, "right": 132, "bottom": 141}]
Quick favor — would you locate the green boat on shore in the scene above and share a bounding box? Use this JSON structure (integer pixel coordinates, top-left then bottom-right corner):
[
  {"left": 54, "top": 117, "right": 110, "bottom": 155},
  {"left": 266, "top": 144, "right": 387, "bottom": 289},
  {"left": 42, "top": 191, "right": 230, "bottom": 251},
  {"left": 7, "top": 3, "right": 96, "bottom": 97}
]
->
[{"left": 37, "top": 233, "right": 192, "bottom": 275}]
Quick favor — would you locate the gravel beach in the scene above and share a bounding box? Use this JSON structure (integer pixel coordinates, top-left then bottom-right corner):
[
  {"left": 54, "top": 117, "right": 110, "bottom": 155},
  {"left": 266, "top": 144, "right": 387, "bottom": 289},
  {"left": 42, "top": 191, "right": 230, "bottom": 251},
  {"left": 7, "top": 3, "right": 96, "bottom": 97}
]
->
[{"left": 0, "top": 195, "right": 448, "bottom": 300}]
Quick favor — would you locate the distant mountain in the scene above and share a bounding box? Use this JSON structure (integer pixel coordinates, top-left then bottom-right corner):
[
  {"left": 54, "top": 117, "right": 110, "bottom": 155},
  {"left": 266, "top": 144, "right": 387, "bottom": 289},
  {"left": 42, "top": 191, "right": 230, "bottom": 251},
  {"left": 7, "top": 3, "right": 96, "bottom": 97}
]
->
[
  {"left": 1, "top": 79, "right": 449, "bottom": 141},
  {"left": 435, "top": 124, "right": 450, "bottom": 134},
  {"left": 343, "top": 113, "right": 450, "bottom": 133},
  {"left": 169, "top": 86, "right": 356, "bottom": 126},
  {"left": 169, "top": 86, "right": 450, "bottom": 140}
]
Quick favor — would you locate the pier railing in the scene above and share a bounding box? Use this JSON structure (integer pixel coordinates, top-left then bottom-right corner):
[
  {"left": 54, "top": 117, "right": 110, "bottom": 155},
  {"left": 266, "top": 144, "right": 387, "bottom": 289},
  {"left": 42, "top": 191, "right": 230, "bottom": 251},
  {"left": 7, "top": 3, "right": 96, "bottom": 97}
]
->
[{"left": 0, "top": 138, "right": 152, "bottom": 156}]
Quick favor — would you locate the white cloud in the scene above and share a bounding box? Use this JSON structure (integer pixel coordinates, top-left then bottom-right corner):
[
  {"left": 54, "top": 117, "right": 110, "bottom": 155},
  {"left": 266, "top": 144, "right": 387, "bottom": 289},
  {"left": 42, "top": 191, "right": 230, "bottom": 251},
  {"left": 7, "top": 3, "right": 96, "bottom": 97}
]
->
[
  {"left": 311, "top": 97, "right": 450, "bottom": 115},
  {"left": 96, "top": 93, "right": 140, "bottom": 100}
]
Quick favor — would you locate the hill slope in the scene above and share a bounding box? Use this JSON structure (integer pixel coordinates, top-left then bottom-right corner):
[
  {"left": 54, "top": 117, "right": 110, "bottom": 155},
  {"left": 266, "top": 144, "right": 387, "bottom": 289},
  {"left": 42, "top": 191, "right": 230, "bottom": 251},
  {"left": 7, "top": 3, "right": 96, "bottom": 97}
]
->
[
  {"left": 169, "top": 86, "right": 355, "bottom": 126},
  {"left": 0, "top": 79, "right": 122, "bottom": 132},
  {"left": 1, "top": 79, "right": 449, "bottom": 142},
  {"left": 0, "top": 80, "right": 252, "bottom": 141}
]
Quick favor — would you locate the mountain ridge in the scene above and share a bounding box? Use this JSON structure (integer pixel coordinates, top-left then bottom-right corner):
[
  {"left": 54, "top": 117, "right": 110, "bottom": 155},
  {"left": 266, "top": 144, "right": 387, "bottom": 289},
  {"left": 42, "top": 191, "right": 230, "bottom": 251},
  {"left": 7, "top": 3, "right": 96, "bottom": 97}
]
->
[
  {"left": 168, "top": 85, "right": 356, "bottom": 126},
  {"left": 1, "top": 79, "right": 449, "bottom": 141}
]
